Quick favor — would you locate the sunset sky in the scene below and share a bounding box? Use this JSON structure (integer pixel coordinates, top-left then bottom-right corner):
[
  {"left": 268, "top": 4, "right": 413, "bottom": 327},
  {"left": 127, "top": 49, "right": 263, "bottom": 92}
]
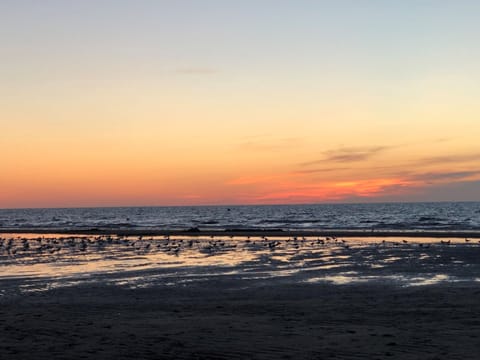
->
[{"left": 2, "top": 0, "right": 480, "bottom": 208}]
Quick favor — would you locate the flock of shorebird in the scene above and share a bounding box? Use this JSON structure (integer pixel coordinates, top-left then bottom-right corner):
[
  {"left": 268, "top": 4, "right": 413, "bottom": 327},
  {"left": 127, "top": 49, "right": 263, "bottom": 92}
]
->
[
  {"left": 0, "top": 234, "right": 478, "bottom": 259},
  {"left": 0, "top": 235, "right": 340, "bottom": 258}
]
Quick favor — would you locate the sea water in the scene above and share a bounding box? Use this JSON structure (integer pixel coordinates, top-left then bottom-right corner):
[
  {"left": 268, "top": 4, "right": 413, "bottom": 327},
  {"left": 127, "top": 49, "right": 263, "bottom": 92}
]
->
[{"left": 1, "top": 202, "right": 479, "bottom": 231}]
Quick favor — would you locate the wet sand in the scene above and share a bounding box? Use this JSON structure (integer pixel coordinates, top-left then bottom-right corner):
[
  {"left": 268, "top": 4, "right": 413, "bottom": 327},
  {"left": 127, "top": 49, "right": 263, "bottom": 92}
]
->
[
  {"left": 1, "top": 235, "right": 480, "bottom": 359},
  {"left": 2, "top": 228, "right": 480, "bottom": 239},
  {"left": 2, "top": 281, "right": 480, "bottom": 359}
]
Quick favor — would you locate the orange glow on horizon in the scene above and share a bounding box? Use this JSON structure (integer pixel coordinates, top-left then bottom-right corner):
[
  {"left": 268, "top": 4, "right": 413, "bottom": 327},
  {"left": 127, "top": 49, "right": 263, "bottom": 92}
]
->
[
  {"left": 2, "top": 2, "right": 480, "bottom": 208},
  {"left": 2, "top": 150, "right": 480, "bottom": 208}
]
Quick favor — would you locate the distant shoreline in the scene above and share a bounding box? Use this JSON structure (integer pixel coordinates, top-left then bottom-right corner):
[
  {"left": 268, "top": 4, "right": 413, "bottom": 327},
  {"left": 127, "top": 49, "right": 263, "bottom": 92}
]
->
[{"left": 1, "top": 228, "right": 480, "bottom": 238}]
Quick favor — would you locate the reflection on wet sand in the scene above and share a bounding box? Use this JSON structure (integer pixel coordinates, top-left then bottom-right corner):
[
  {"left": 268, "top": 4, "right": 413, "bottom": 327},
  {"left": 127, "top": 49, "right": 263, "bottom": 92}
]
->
[{"left": 1, "top": 234, "right": 480, "bottom": 293}]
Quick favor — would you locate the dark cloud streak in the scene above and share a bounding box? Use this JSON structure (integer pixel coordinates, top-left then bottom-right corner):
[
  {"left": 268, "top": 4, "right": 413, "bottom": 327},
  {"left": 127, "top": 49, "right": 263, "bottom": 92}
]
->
[
  {"left": 301, "top": 146, "right": 391, "bottom": 166},
  {"left": 418, "top": 153, "right": 480, "bottom": 166},
  {"left": 408, "top": 170, "right": 480, "bottom": 182}
]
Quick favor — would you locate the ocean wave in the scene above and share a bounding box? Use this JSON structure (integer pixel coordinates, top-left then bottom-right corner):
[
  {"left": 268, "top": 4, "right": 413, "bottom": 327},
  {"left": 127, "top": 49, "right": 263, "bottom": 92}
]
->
[{"left": 1, "top": 202, "right": 480, "bottom": 231}]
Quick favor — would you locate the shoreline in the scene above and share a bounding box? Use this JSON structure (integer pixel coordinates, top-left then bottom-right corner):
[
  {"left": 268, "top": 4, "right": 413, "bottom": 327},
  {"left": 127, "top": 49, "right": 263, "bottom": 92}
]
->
[
  {"left": 2, "top": 227, "right": 480, "bottom": 358},
  {"left": 2, "top": 228, "right": 480, "bottom": 238}
]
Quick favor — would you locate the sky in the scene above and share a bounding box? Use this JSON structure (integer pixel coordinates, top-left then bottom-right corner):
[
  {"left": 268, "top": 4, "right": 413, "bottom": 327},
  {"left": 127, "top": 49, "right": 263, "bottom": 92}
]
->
[{"left": 1, "top": 0, "right": 480, "bottom": 208}]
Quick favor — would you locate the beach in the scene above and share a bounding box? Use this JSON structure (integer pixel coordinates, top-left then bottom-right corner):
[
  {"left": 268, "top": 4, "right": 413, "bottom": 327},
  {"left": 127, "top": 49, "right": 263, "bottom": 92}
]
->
[
  {"left": 2, "top": 279, "right": 480, "bottom": 359},
  {"left": 4, "top": 0, "right": 480, "bottom": 357},
  {"left": 1, "top": 233, "right": 480, "bottom": 359}
]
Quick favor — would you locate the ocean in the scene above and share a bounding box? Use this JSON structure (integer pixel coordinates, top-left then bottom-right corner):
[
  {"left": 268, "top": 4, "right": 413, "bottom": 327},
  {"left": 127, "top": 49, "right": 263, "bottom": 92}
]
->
[
  {"left": 1, "top": 202, "right": 480, "bottom": 231},
  {"left": 1, "top": 202, "right": 480, "bottom": 295}
]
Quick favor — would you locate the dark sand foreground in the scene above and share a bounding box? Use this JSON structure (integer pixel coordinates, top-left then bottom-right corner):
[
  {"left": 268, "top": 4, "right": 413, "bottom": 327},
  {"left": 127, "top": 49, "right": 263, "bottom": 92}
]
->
[
  {"left": 1, "top": 234, "right": 480, "bottom": 359},
  {"left": 1, "top": 279, "right": 480, "bottom": 359}
]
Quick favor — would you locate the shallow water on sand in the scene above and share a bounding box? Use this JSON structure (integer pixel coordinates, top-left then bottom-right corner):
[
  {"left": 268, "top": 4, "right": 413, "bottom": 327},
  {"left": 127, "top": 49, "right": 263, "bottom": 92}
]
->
[{"left": 1, "top": 234, "right": 480, "bottom": 296}]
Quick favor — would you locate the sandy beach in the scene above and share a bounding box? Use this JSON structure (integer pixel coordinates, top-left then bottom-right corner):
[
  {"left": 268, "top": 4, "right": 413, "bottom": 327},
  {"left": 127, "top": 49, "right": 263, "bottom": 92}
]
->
[{"left": 1, "top": 234, "right": 480, "bottom": 359}]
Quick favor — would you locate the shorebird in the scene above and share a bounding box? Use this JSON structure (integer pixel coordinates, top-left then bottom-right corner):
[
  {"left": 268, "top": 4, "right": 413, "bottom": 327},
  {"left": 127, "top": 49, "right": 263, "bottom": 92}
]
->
[
  {"left": 268, "top": 241, "right": 279, "bottom": 250},
  {"left": 80, "top": 239, "right": 87, "bottom": 251}
]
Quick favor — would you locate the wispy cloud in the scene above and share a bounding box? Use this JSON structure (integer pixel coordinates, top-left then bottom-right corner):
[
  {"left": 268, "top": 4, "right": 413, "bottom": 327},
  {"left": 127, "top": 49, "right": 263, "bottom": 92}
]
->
[
  {"left": 225, "top": 151, "right": 480, "bottom": 204},
  {"left": 418, "top": 153, "right": 480, "bottom": 166},
  {"left": 175, "top": 67, "right": 218, "bottom": 75},
  {"left": 237, "top": 137, "right": 304, "bottom": 152},
  {"left": 301, "top": 146, "right": 391, "bottom": 166},
  {"left": 254, "top": 178, "right": 412, "bottom": 203},
  {"left": 409, "top": 170, "right": 480, "bottom": 182},
  {"left": 227, "top": 175, "right": 274, "bottom": 186},
  {"left": 432, "top": 137, "right": 453, "bottom": 143},
  {"left": 293, "top": 167, "right": 350, "bottom": 175}
]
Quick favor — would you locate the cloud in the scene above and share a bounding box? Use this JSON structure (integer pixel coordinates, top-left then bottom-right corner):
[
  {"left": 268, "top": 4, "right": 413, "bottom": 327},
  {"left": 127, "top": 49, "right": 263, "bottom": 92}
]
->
[
  {"left": 237, "top": 137, "right": 304, "bottom": 152},
  {"left": 408, "top": 170, "right": 480, "bottom": 183},
  {"left": 418, "top": 153, "right": 480, "bottom": 166},
  {"left": 411, "top": 180, "right": 480, "bottom": 202},
  {"left": 227, "top": 174, "right": 414, "bottom": 204},
  {"left": 301, "top": 146, "right": 390, "bottom": 166},
  {"left": 293, "top": 167, "right": 350, "bottom": 175},
  {"left": 364, "top": 180, "right": 480, "bottom": 203},
  {"left": 433, "top": 137, "right": 452, "bottom": 143},
  {"left": 175, "top": 67, "right": 218, "bottom": 75},
  {"left": 227, "top": 175, "right": 284, "bottom": 185},
  {"left": 253, "top": 177, "right": 412, "bottom": 203}
]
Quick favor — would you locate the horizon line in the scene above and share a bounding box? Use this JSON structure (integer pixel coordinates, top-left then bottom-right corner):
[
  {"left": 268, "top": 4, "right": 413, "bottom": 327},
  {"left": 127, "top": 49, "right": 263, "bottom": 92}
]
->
[{"left": 1, "top": 199, "right": 479, "bottom": 211}]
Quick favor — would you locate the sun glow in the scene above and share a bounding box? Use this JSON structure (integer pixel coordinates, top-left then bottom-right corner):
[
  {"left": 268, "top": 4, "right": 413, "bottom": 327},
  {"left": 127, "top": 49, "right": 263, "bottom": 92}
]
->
[{"left": 1, "top": 1, "right": 480, "bottom": 207}]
